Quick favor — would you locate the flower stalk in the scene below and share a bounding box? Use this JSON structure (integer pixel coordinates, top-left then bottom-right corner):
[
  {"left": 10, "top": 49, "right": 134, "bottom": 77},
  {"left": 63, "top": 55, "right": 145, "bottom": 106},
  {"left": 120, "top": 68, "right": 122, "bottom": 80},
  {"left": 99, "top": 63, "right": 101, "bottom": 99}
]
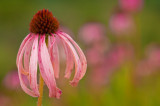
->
[{"left": 37, "top": 74, "right": 44, "bottom": 106}]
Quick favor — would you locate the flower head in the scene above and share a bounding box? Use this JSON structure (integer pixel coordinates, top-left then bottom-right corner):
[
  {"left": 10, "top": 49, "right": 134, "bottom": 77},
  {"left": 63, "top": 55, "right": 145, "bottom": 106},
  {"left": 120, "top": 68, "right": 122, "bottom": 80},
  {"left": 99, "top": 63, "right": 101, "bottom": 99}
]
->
[
  {"left": 109, "top": 12, "right": 135, "bottom": 36},
  {"left": 79, "top": 22, "right": 106, "bottom": 45},
  {"left": 119, "top": 0, "right": 143, "bottom": 12},
  {"left": 16, "top": 9, "right": 87, "bottom": 98},
  {"left": 29, "top": 9, "right": 59, "bottom": 34}
]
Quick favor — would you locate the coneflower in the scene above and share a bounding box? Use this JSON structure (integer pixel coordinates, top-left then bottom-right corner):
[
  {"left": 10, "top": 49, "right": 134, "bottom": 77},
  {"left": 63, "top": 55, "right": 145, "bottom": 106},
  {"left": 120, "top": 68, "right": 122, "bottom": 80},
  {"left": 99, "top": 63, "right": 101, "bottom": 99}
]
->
[{"left": 16, "top": 9, "right": 87, "bottom": 105}]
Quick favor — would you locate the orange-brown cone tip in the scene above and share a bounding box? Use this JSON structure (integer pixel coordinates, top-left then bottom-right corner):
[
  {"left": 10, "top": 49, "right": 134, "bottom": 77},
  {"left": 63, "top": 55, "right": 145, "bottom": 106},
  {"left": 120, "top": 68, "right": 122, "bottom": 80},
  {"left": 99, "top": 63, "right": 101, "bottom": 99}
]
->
[{"left": 29, "top": 9, "right": 59, "bottom": 35}]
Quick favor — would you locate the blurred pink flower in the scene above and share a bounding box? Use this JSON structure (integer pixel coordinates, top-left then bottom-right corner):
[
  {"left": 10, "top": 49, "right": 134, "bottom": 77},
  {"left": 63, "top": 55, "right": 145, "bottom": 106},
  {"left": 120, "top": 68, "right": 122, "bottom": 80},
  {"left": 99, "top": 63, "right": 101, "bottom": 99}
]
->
[
  {"left": 146, "top": 46, "right": 160, "bottom": 67},
  {"left": 79, "top": 22, "right": 106, "bottom": 45},
  {"left": 17, "top": 9, "right": 87, "bottom": 98},
  {"left": 90, "top": 65, "right": 110, "bottom": 87},
  {"left": 107, "top": 44, "right": 133, "bottom": 66},
  {"left": 119, "top": 0, "right": 143, "bottom": 12},
  {"left": 136, "top": 60, "right": 154, "bottom": 77},
  {"left": 90, "top": 44, "right": 133, "bottom": 86},
  {"left": 85, "top": 39, "right": 109, "bottom": 66},
  {"left": 3, "top": 70, "right": 28, "bottom": 90},
  {"left": 60, "top": 25, "right": 74, "bottom": 37},
  {"left": 0, "top": 95, "right": 10, "bottom": 106},
  {"left": 136, "top": 45, "right": 160, "bottom": 77},
  {"left": 86, "top": 47, "right": 104, "bottom": 66},
  {"left": 109, "top": 12, "right": 135, "bottom": 36}
]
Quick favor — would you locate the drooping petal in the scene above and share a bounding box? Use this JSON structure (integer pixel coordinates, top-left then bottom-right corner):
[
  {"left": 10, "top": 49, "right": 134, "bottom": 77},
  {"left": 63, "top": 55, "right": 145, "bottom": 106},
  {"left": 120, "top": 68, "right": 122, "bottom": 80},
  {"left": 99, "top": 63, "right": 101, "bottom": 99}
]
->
[
  {"left": 38, "top": 35, "right": 62, "bottom": 98},
  {"left": 48, "top": 35, "right": 60, "bottom": 79},
  {"left": 17, "top": 34, "right": 38, "bottom": 97},
  {"left": 24, "top": 35, "right": 34, "bottom": 71},
  {"left": 61, "top": 32, "right": 87, "bottom": 79},
  {"left": 16, "top": 34, "right": 31, "bottom": 66},
  {"left": 17, "top": 34, "right": 34, "bottom": 75},
  {"left": 29, "top": 35, "right": 39, "bottom": 96},
  {"left": 58, "top": 33, "right": 82, "bottom": 86},
  {"left": 62, "top": 39, "right": 74, "bottom": 79}
]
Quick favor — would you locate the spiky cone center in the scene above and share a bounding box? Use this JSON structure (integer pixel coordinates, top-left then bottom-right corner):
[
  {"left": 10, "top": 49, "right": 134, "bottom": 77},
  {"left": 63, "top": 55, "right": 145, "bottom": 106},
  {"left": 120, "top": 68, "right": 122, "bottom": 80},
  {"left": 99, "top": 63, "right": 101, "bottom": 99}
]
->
[{"left": 29, "top": 9, "right": 59, "bottom": 35}]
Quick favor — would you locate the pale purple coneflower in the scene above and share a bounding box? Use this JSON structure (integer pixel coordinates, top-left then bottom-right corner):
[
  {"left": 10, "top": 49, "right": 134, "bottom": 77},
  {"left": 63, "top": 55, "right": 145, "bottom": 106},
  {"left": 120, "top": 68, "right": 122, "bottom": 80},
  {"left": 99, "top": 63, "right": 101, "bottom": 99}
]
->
[
  {"left": 107, "top": 44, "right": 133, "bottom": 66},
  {"left": 136, "top": 60, "right": 154, "bottom": 77},
  {"left": 3, "top": 70, "right": 28, "bottom": 90},
  {"left": 109, "top": 12, "right": 135, "bottom": 36},
  {"left": 146, "top": 45, "right": 160, "bottom": 68},
  {"left": 136, "top": 45, "right": 160, "bottom": 77},
  {"left": 16, "top": 9, "right": 87, "bottom": 99},
  {"left": 90, "top": 44, "right": 133, "bottom": 87},
  {"left": 79, "top": 22, "right": 106, "bottom": 45},
  {"left": 86, "top": 47, "right": 104, "bottom": 66},
  {"left": 119, "top": 0, "right": 143, "bottom": 12},
  {"left": 60, "top": 25, "right": 74, "bottom": 37}
]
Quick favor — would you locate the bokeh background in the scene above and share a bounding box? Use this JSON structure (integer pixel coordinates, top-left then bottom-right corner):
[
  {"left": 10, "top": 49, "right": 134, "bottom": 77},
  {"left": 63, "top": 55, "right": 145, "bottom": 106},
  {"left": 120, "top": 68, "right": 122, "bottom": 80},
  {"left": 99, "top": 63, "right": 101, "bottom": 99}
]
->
[{"left": 0, "top": 0, "right": 160, "bottom": 106}]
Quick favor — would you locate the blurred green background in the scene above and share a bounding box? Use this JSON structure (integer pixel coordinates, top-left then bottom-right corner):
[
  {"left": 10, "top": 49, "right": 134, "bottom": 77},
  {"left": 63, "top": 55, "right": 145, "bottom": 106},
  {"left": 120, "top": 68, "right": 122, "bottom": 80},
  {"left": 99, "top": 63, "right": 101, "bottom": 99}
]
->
[{"left": 0, "top": 0, "right": 160, "bottom": 106}]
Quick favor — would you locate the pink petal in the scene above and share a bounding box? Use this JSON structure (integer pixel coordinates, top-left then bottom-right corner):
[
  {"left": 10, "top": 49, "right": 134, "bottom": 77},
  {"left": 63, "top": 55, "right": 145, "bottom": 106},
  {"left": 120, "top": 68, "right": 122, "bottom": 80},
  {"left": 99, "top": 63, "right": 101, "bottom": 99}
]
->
[
  {"left": 17, "top": 34, "right": 38, "bottom": 97},
  {"left": 48, "top": 35, "right": 55, "bottom": 49},
  {"left": 58, "top": 33, "right": 82, "bottom": 86},
  {"left": 29, "top": 35, "right": 39, "bottom": 96},
  {"left": 38, "top": 35, "right": 62, "bottom": 98},
  {"left": 48, "top": 35, "right": 60, "bottom": 79},
  {"left": 62, "top": 39, "right": 74, "bottom": 79},
  {"left": 17, "top": 34, "right": 34, "bottom": 75},
  {"left": 59, "top": 32, "right": 87, "bottom": 79},
  {"left": 63, "top": 32, "right": 87, "bottom": 79},
  {"left": 24, "top": 35, "right": 34, "bottom": 72},
  {"left": 16, "top": 34, "right": 31, "bottom": 66}
]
